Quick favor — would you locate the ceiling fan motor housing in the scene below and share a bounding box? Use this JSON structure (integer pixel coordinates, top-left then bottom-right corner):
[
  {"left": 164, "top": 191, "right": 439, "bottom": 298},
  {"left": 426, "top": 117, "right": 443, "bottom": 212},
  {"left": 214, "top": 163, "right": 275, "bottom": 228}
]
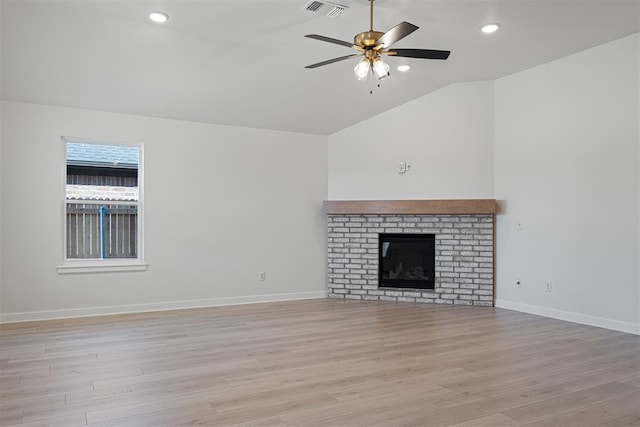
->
[{"left": 355, "top": 31, "right": 384, "bottom": 47}]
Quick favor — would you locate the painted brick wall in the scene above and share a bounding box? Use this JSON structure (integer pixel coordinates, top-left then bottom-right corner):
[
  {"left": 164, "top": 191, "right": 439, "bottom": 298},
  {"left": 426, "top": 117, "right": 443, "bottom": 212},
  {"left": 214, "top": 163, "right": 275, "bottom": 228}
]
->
[{"left": 327, "top": 215, "right": 494, "bottom": 306}]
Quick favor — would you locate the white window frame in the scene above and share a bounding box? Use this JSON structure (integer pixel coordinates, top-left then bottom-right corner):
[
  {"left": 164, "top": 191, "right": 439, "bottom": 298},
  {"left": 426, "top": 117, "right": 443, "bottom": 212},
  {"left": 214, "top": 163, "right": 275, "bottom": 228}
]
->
[{"left": 57, "top": 136, "right": 147, "bottom": 274}]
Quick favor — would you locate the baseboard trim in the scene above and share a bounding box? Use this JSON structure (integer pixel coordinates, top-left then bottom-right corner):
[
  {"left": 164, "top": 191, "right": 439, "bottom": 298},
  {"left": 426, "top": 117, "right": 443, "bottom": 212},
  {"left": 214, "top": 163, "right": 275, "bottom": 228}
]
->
[
  {"left": 495, "top": 299, "right": 639, "bottom": 335},
  {"left": 0, "top": 291, "right": 328, "bottom": 324}
]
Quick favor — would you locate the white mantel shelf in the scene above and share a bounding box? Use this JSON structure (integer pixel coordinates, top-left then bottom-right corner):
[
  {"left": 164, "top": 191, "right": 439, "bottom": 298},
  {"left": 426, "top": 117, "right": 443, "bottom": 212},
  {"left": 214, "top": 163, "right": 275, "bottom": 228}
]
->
[{"left": 323, "top": 199, "right": 497, "bottom": 215}]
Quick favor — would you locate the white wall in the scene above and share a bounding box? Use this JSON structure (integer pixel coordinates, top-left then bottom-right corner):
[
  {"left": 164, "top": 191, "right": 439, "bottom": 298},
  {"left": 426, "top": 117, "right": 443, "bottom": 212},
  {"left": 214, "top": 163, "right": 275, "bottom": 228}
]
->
[
  {"left": 328, "top": 81, "right": 494, "bottom": 200},
  {"left": 494, "top": 34, "right": 640, "bottom": 333},
  {"left": 0, "top": 102, "right": 3, "bottom": 300},
  {"left": 0, "top": 101, "right": 328, "bottom": 321}
]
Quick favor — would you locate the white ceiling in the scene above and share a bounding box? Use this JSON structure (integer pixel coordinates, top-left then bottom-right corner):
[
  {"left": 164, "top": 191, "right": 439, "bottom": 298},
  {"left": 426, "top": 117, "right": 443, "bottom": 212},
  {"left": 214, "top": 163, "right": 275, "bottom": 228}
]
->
[{"left": 1, "top": 0, "right": 638, "bottom": 135}]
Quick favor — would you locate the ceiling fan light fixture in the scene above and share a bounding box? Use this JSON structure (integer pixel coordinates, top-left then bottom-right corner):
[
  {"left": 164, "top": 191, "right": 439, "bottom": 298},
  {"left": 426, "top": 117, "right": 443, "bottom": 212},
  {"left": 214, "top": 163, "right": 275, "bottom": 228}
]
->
[
  {"left": 480, "top": 23, "right": 500, "bottom": 34},
  {"left": 372, "top": 57, "right": 390, "bottom": 80},
  {"left": 354, "top": 58, "right": 371, "bottom": 80},
  {"left": 149, "top": 12, "right": 169, "bottom": 23}
]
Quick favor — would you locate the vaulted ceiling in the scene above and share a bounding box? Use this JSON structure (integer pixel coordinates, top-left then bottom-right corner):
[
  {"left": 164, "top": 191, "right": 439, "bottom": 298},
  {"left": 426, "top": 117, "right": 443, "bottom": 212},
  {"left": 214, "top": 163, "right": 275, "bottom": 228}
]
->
[{"left": 1, "top": 0, "right": 638, "bottom": 135}]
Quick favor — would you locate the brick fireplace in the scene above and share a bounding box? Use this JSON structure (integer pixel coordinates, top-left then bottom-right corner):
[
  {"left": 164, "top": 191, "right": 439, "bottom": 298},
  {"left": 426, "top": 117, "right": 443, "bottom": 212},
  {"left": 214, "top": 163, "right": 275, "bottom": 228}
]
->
[{"left": 325, "top": 200, "right": 496, "bottom": 307}]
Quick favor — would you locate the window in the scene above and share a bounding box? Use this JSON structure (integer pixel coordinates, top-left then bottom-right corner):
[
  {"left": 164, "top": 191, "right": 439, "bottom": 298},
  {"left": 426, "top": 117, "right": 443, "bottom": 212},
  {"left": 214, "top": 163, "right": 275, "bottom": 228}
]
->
[{"left": 58, "top": 138, "right": 146, "bottom": 273}]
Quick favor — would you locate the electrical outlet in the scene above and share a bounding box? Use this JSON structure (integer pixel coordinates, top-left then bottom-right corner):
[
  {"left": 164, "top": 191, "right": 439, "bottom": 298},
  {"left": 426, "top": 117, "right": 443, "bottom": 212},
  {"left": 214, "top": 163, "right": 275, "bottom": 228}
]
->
[
  {"left": 516, "top": 279, "right": 523, "bottom": 288},
  {"left": 545, "top": 281, "right": 552, "bottom": 292},
  {"left": 259, "top": 271, "right": 266, "bottom": 281}
]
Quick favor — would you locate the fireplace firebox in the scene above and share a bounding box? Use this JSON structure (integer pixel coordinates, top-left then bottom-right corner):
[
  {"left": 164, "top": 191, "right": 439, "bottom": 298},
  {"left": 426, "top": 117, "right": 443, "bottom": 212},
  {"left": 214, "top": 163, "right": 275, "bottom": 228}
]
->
[{"left": 379, "top": 233, "right": 435, "bottom": 290}]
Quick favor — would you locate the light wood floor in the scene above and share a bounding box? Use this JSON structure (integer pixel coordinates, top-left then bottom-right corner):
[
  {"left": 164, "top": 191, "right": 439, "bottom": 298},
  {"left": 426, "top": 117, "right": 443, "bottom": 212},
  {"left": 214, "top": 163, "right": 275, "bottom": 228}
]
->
[{"left": 1, "top": 299, "right": 639, "bottom": 426}]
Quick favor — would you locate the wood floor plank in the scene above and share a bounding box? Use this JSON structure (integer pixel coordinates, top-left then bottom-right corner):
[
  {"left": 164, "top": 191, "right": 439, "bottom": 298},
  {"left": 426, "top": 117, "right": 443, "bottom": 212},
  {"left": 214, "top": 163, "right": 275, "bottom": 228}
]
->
[
  {"left": 1, "top": 299, "right": 638, "bottom": 426},
  {"left": 522, "top": 391, "right": 640, "bottom": 427},
  {"left": 84, "top": 402, "right": 216, "bottom": 427},
  {"left": 622, "top": 373, "right": 640, "bottom": 388},
  {"left": 190, "top": 393, "right": 340, "bottom": 426},
  {"left": 503, "top": 381, "right": 640, "bottom": 424},
  {"left": 448, "top": 413, "right": 520, "bottom": 427},
  {"left": 227, "top": 416, "right": 287, "bottom": 427},
  {"left": 597, "top": 412, "right": 640, "bottom": 426},
  {"left": 2, "top": 412, "right": 87, "bottom": 427},
  {"left": 279, "top": 389, "right": 439, "bottom": 426}
]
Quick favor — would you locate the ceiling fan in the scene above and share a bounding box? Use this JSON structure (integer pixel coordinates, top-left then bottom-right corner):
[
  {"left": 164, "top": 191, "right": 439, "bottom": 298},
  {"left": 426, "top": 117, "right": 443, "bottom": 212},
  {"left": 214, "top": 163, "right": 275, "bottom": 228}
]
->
[{"left": 304, "top": 0, "right": 450, "bottom": 80}]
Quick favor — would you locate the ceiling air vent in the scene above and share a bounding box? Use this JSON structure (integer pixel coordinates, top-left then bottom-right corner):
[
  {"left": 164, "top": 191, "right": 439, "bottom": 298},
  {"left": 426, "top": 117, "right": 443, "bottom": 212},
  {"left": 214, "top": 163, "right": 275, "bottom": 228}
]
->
[{"left": 303, "top": 0, "right": 348, "bottom": 18}]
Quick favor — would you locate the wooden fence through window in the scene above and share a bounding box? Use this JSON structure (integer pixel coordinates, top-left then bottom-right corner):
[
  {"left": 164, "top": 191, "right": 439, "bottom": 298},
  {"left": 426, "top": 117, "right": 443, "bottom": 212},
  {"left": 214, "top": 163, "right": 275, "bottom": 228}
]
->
[{"left": 66, "top": 204, "right": 137, "bottom": 259}]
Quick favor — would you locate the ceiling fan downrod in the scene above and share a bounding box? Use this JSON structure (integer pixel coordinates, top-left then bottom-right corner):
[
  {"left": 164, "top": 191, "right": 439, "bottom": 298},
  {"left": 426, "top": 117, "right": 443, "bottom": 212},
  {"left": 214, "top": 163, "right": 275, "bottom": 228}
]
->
[
  {"left": 355, "top": 0, "right": 384, "bottom": 48},
  {"left": 370, "top": 0, "right": 374, "bottom": 32}
]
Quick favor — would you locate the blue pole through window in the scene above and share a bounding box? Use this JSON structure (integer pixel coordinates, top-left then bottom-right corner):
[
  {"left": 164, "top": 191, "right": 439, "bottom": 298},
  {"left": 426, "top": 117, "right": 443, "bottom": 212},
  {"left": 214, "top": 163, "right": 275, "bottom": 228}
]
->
[{"left": 99, "top": 205, "right": 106, "bottom": 259}]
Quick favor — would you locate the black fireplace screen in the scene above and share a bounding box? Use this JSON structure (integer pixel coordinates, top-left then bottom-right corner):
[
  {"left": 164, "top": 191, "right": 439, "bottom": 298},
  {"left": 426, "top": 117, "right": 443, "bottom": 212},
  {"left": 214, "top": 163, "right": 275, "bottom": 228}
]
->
[{"left": 379, "top": 233, "right": 435, "bottom": 290}]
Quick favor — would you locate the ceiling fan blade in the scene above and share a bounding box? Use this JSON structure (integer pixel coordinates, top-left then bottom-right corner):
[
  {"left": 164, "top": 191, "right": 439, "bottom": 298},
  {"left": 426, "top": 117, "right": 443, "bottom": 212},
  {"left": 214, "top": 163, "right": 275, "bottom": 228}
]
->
[
  {"left": 305, "top": 54, "right": 362, "bottom": 69},
  {"left": 375, "top": 21, "right": 419, "bottom": 49},
  {"left": 386, "top": 49, "right": 451, "bottom": 60},
  {"left": 305, "top": 34, "right": 355, "bottom": 49}
]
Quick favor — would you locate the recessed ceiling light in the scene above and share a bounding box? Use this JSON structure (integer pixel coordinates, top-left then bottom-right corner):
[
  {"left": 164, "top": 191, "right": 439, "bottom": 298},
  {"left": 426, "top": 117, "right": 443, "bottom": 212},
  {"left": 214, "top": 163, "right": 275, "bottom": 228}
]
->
[
  {"left": 480, "top": 23, "right": 500, "bottom": 34},
  {"left": 397, "top": 64, "right": 411, "bottom": 72},
  {"left": 149, "top": 12, "right": 169, "bottom": 23}
]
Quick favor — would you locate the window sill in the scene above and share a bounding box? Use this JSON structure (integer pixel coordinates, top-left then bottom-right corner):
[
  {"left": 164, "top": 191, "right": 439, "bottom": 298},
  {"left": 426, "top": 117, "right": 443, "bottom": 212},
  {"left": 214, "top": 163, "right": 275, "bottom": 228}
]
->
[{"left": 57, "top": 262, "right": 148, "bottom": 274}]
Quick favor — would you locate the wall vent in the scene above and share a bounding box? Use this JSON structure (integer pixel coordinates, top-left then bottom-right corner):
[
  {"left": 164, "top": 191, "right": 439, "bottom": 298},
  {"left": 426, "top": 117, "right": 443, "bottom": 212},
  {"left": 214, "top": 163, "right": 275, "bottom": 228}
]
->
[{"left": 303, "top": 0, "right": 348, "bottom": 18}]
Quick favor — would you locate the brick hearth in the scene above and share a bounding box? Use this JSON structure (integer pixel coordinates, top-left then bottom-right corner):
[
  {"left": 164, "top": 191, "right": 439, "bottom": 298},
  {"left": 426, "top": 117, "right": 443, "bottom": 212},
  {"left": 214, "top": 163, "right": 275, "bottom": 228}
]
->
[{"left": 326, "top": 212, "right": 495, "bottom": 306}]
